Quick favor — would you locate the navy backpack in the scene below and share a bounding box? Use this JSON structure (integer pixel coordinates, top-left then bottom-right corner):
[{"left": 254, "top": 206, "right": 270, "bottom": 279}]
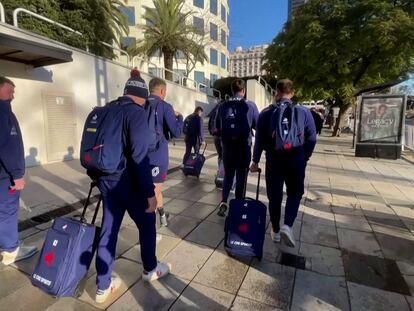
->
[
  {"left": 271, "top": 102, "right": 305, "bottom": 151},
  {"left": 220, "top": 98, "right": 250, "bottom": 143},
  {"left": 80, "top": 98, "right": 132, "bottom": 175}
]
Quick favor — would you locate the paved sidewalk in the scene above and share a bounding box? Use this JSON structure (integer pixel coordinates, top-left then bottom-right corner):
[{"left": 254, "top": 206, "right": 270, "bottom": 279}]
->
[{"left": 2, "top": 133, "right": 414, "bottom": 310}]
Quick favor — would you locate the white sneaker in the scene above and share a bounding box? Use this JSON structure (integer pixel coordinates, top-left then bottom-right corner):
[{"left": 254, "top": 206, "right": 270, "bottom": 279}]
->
[
  {"left": 280, "top": 225, "right": 295, "bottom": 248},
  {"left": 160, "top": 213, "right": 169, "bottom": 227},
  {"left": 270, "top": 230, "right": 281, "bottom": 243},
  {"left": 156, "top": 234, "right": 163, "bottom": 243},
  {"left": 95, "top": 276, "right": 122, "bottom": 304},
  {"left": 1, "top": 245, "right": 38, "bottom": 266},
  {"left": 142, "top": 262, "right": 171, "bottom": 282}
]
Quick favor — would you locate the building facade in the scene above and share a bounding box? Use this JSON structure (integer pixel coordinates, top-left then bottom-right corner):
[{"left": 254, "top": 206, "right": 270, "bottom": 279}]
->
[
  {"left": 119, "top": 0, "right": 230, "bottom": 88},
  {"left": 229, "top": 45, "right": 268, "bottom": 78},
  {"left": 288, "top": 0, "right": 308, "bottom": 19}
]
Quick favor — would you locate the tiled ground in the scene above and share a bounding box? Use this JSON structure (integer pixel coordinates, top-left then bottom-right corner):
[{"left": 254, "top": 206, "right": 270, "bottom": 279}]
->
[{"left": 2, "top": 133, "right": 414, "bottom": 310}]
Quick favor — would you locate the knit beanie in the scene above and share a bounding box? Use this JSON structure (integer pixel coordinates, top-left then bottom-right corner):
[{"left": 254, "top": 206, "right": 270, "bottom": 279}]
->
[{"left": 123, "top": 68, "right": 148, "bottom": 99}]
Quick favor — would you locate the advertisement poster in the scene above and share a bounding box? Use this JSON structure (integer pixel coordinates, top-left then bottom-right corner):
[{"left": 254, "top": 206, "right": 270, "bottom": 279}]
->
[{"left": 359, "top": 96, "right": 405, "bottom": 143}]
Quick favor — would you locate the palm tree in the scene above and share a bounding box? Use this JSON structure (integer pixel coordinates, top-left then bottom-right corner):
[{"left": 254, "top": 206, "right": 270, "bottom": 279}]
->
[{"left": 132, "top": 0, "right": 208, "bottom": 81}]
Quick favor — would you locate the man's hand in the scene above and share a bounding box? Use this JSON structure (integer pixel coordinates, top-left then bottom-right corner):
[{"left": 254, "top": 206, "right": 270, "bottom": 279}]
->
[
  {"left": 11, "top": 178, "right": 25, "bottom": 191},
  {"left": 145, "top": 196, "right": 158, "bottom": 213},
  {"left": 249, "top": 162, "right": 259, "bottom": 173}
]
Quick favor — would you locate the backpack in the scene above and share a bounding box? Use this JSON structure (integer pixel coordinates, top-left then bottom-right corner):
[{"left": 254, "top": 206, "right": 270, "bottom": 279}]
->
[
  {"left": 220, "top": 98, "right": 250, "bottom": 143},
  {"left": 271, "top": 102, "right": 305, "bottom": 151},
  {"left": 80, "top": 98, "right": 132, "bottom": 175},
  {"left": 145, "top": 99, "right": 162, "bottom": 152},
  {"left": 208, "top": 104, "right": 220, "bottom": 136},
  {"left": 183, "top": 114, "right": 199, "bottom": 136}
]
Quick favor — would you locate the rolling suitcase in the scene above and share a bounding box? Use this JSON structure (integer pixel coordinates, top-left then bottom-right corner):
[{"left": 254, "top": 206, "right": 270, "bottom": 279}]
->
[
  {"left": 31, "top": 182, "right": 102, "bottom": 297},
  {"left": 182, "top": 144, "right": 207, "bottom": 178},
  {"left": 224, "top": 169, "right": 266, "bottom": 260}
]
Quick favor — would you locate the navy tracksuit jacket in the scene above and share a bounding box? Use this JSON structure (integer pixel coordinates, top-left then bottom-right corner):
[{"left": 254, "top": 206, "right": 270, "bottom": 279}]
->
[
  {"left": 183, "top": 114, "right": 204, "bottom": 164},
  {"left": 146, "top": 95, "right": 183, "bottom": 183},
  {"left": 215, "top": 95, "right": 259, "bottom": 202},
  {"left": 0, "top": 99, "right": 25, "bottom": 252},
  {"left": 253, "top": 99, "right": 317, "bottom": 232},
  {"left": 91, "top": 96, "right": 157, "bottom": 290}
]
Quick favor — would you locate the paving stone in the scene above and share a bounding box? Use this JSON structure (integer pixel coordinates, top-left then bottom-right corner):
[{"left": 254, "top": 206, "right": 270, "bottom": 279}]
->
[
  {"left": 291, "top": 270, "right": 349, "bottom": 311},
  {"left": 107, "top": 275, "right": 188, "bottom": 311},
  {"left": 170, "top": 282, "right": 234, "bottom": 310},
  {"left": 163, "top": 199, "right": 195, "bottom": 214},
  {"left": 335, "top": 214, "right": 372, "bottom": 232},
  {"left": 158, "top": 215, "right": 200, "bottom": 238},
  {"left": 342, "top": 249, "right": 410, "bottom": 295},
  {"left": 116, "top": 226, "right": 140, "bottom": 257},
  {"left": 230, "top": 296, "right": 281, "bottom": 311},
  {"left": 185, "top": 221, "right": 224, "bottom": 248},
  {"left": 197, "top": 190, "right": 222, "bottom": 206},
  {"left": 121, "top": 234, "right": 181, "bottom": 264},
  {"left": 0, "top": 283, "right": 56, "bottom": 311},
  {"left": 331, "top": 203, "right": 364, "bottom": 216},
  {"left": 45, "top": 298, "right": 101, "bottom": 311},
  {"left": 0, "top": 266, "right": 30, "bottom": 299},
  {"left": 163, "top": 241, "right": 213, "bottom": 281},
  {"left": 19, "top": 227, "right": 41, "bottom": 240},
  {"left": 348, "top": 282, "right": 410, "bottom": 311},
  {"left": 194, "top": 250, "right": 249, "bottom": 294},
  {"left": 403, "top": 275, "right": 414, "bottom": 296},
  {"left": 238, "top": 261, "right": 295, "bottom": 309},
  {"left": 302, "top": 209, "right": 336, "bottom": 227},
  {"left": 337, "top": 228, "right": 382, "bottom": 257},
  {"left": 406, "top": 296, "right": 414, "bottom": 310},
  {"left": 299, "top": 242, "right": 344, "bottom": 276},
  {"left": 79, "top": 258, "right": 143, "bottom": 309},
  {"left": 397, "top": 261, "right": 414, "bottom": 276},
  {"left": 180, "top": 202, "right": 217, "bottom": 220},
  {"left": 300, "top": 223, "right": 338, "bottom": 248},
  {"left": 178, "top": 188, "right": 212, "bottom": 202}
]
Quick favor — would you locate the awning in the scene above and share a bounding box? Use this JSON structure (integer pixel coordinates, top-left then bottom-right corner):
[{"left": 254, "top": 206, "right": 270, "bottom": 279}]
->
[
  {"left": 354, "top": 80, "right": 405, "bottom": 97},
  {"left": 0, "top": 32, "right": 73, "bottom": 67}
]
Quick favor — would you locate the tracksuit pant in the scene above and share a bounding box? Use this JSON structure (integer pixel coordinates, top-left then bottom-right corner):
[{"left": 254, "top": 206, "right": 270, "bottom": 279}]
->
[
  {"left": 222, "top": 145, "right": 251, "bottom": 203},
  {"left": 96, "top": 177, "right": 157, "bottom": 290},
  {"left": 214, "top": 136, "right": 223, "bottom": 165},
  {"left": 0, "top": 178, "right": 19, "bottom": 252},
  {"left": 183, "top": 140, "right": 200, "bottom": 164},
  {"left": 266, "top": 159, "right": 306, "bottom": 233}
]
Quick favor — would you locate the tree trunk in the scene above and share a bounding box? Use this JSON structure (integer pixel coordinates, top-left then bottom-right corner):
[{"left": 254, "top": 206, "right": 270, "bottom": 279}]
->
[
  {"left": 163, "top": 49, "right": 174, "bottom": 81},
  {"left": 333, "top": 102, "right": 352, "bottom": 137}
]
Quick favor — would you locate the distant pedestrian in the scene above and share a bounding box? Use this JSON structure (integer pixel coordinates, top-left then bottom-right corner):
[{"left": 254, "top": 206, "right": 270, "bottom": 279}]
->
[
  {"left": 250, "top": 79, "right": 317, "bottom": 247},
  {"left": 0, "top": 76, "right": 37, "bottom": 265},
  {"left": 183, "top": 106, "right": 205, "bottom": 164},
  {"left": 215, "top": 79, "right": 259, "bottom": 217},
  {"left": 311, "top": 108, "right": 324, "bottom": 135}
]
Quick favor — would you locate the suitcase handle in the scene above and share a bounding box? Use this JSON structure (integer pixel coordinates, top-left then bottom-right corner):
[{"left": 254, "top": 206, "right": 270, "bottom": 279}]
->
[
  {"left": 243, "top": 168, "right": 262, "bottom": 201},
  {"left": 79, "top": 181, "right": 101, "bottom": 225},
  {"left": 200, "top": 142, "right": 207, "bottom": 155}
]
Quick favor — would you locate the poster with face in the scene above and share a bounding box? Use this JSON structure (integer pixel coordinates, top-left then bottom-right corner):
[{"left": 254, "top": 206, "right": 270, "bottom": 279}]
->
[{"left": 359, "top": 96, "right": 405, "bottom": 143}]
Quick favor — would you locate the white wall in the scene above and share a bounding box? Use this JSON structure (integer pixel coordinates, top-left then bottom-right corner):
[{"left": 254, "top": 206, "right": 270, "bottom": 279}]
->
[
  {"left": 246, "top": 79, "right": 273, "bottom": 112},
  {"left": 0, "top": 24, "right": 215, "bottom": 167}
]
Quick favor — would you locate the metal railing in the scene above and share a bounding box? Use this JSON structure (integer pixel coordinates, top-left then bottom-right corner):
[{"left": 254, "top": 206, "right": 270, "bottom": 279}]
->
[
  {"left": 13, "top": 8, "right": 82, "bottom": 36},
  {"left": 258, "top": 76, "right": 275, "bottom": 96},
  {"left": 0, "top": 2, "right": 5, "bottom": 23},
  {"left": 131, "top": 56, "right": 159, "bottom": 72},
  {"left": 100, "top": 41, "right": 129, "bottom": 66}
]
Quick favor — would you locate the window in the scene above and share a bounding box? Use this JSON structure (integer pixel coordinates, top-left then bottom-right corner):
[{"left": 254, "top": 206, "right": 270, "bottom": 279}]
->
[
  {"left": 193, "top": 16, "right": 204, "bottom": 33},
  {"left": 221, "top": 30, "right": 226, "bottom": 46},
  {"left": 173, "top": 69, "right": 186, "bottom": 84},
  {"left": 227, "top": 57, "right": 230, "bottom": 71},
  {"left": 119, "top": 6, "right": 135, "bottom": 26},
  {"left": 210, "top": 74, "right": 218, "bottom": 87},
  {"left": 175, "top": 50, "right": 186, "bottom": 59},
  {"left": 193, "top": 0, "right": 204, "bottom": 9},
  {"left": 210, "top": 23, "right": 218, "bottom": 41},
  {"left": 194, "top": 71, "right": 205, "bottom": 84},
  {"left": 221, "top": 53, "right": 226, "bottom": 69},
  {"left": 150, "top": 49, "right": 161, "bottom": 57},
  {"left": 210, "top": 0, "right": 217, "bottom": 15},
  {"left": 221, "top": 5, "right": 226, "bottom": 22},
  {"left": 148, "top": 67, "right": 158, "bottom": 77},
  {"left": 210, "top": 48, "right": 218, "bottom": 65},
  {"left": 121, "top": 37, "right": 136, "bottom": 50}
]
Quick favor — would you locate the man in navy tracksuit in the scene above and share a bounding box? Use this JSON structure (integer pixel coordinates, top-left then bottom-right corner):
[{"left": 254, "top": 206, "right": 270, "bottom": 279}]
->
[
  {"left": 208, "top": 100, "right": 223, "bottom": 165},
  {"left": 146, "top": 78, "right": 183, "bottom": 227},
  {"left": 182, "top": 106, "right": 204, "bottom": 164},
  {"left": 216, "top": 79, "right": 259, "bottom": 217},
  {"left": 0, "top": 77, "right": 37, "bottom": 266},
  {"left": 91, "top": 71, "right": 171, "bottom": 304},
  {"left": 250, "top": 79, "right": 317, "bottom": 247}
]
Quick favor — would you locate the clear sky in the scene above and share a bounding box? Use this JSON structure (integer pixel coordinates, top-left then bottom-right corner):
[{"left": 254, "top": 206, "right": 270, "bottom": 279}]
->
[{"left": 229, "top": 0, "right": 288, "bottom": 51}]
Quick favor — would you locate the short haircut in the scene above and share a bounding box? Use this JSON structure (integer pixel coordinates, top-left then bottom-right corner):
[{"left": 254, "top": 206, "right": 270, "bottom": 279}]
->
[
  {"left": 0, "top": 76, "right": 15, "bottom": 87},
  {"left": 276, "top": 79, "right": 294, "bottom": 94},
  {"left": 231, "top": 79, "right": 246, "bottom": 95},
  {"left": 194, "top": 106, "right": 203, "bottom": 114},
  {"left": 149, "top": 77, "right": 166, "bottom": 93}
]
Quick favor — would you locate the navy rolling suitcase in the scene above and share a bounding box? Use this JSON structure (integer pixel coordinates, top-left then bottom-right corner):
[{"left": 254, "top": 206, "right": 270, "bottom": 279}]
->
[
  {"left": 224, "top": 169, "right": 266, "bottom": 260},
  {"left": 182, "top": 144, "right": 207, "bottom": 178},
  {"left": 31, "top": 182, "right": 102, "bottom": 297}
]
